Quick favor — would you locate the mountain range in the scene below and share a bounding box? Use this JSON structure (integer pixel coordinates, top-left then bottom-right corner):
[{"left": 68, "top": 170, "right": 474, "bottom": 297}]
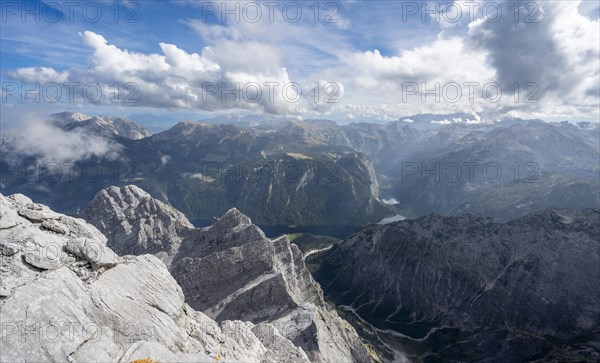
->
[{"left": 1, "top": 112, "right": 598, "bottom": 229}]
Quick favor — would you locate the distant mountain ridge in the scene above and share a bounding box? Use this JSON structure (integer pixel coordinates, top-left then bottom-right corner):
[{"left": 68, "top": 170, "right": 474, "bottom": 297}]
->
[
  {"left": 51, "top": 112, "right": 151, "bottom": 140},
  {"left": 1, "top": 112, "right": 598, "bottom": 226}
]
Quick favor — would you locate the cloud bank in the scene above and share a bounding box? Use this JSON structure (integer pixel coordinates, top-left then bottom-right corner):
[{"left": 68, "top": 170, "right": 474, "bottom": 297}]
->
[
  {"left": 10, "top": 31, "right": 341, "bottom": 115},
  {"left": 5, "top": 0, "right": 599, "bottom": 121}
]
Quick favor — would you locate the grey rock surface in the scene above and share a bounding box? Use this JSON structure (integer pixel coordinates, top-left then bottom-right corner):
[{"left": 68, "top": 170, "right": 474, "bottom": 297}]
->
[
  {"left": 0, "top": 192, "right": 328, "bottom": 362},
  {"left": 83, "top": 185, "right": 373, "bottom": 362},
  {"left": 80, "top": 185, "right": 194, "bottom": 264}
]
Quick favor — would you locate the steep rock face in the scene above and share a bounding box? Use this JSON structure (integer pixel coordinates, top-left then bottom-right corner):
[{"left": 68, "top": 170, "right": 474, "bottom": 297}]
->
[
  {"left": 313, "top": 209, "right": 600, "bottom": 362},
  {"left": 220, "top": 152, "right": 388, "bottom": 226},
  {"left": 0, "top": 193, "right": 313, "bottom": 362},
  {"left": 83, "top": 185, "right": 373, "bottom": 362},
  {"left": 80, "top": 185, "right": 193, "bottom": 264}
]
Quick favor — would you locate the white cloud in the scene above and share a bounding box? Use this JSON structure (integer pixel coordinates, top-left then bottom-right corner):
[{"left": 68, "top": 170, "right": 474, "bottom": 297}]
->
[
  {"left": 182, "top": 3, "right": 353, "bottom": 85},
  {"left": 337, "top": 0, "right": 598, "bottom": 121},
  {"left": 1, "top": 108, "right": 121, "bottom": 164},
  {"left": 10, "top": 67, "right": 70, "bottom": 83},
  {"left": 160, "top": 43, "right": 220, "bottom": 73},
  {"left": 9, "top": 31, "right": 335, "bottom": 115},
  {"left": 467, "top": 0, "right": 599, "bottom": 119},
  {"left": 346, "top": 36, "right": 494, "bottom": 86},
  {"left": 181, "top": 172, "right": 215, "bottom": 183},
  {"left": 338, "top": 36, "right": 496, "bottom": 117},
  {"left": 5, "top": 1, "right": 599, "bottom": 121}
]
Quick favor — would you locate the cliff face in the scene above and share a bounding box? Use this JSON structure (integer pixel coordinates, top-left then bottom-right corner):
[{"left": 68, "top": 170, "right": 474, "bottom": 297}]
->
[
  {"left": 0, "top": 192, "right": 336, "bottom": 362},
  {"left": 82, "top": 185, "right": 373, "bottom": 362},
  {"left": 312, "top": 210, "right": 600, "bottom": 362},
  {"left": 80, "top": 185, "right": 194, "bottom": 264}
]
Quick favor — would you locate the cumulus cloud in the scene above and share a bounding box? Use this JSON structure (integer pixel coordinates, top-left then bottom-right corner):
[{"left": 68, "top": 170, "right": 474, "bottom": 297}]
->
[
  {"left": 5, "top": 1, "right": 598, "bottom": 121},
  {"left": 183, "top": 4, "right": 350, "bottom": 114},
  {"left": 9, "top": 31, "right": 337, "bottom": 115},
  {"left": 466, "top": 0, "right": 599, "bottom": 118},
  {"left": 346, "top": 36, "right": 494, "bottom": 86},
  {"left": 10, "top": 67, "right": 70, "bottom": 84},
  {"left": 340, "top": 36, "right": 495, "bottom": 117},
  {"left": 339, "top": 0, "right": 598, "bottom": 120}
]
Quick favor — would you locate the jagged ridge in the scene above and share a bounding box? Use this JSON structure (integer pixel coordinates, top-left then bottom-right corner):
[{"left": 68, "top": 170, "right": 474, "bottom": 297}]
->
[
  {"left": 82, "top": 185, "right": 373, "bottom": 362},
  {"left": 0, "top": 192, "right": 319, "bottom": 362}
]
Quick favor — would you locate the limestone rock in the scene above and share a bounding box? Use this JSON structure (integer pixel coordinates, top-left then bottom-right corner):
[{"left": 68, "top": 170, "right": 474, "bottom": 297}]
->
[
  {"left": 65, "top": 237, "right": 119, "bottom": 269},
  {"left": 1, "top": 192, "right": 326, "bottom": 362},
  {"left": 83, "top": 185, "right": 373, "bottom": 362},
  {"left": 80, "top": 185, "right": 193, "bottom": 264}
]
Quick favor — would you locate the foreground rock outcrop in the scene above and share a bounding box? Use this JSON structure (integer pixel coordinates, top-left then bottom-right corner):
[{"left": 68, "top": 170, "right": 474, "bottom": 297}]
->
[
  {"left": 0, "top": 192, "right": 329, "bottom": 362},
  {"left": 82, "top": 185, "right": 373, "bottom": 362},
  {"left": 80, "top": 185, "right": 194, "bottom": 264},
  {"left": 312, "top": 209, "right": 600, "bottom": 362}
]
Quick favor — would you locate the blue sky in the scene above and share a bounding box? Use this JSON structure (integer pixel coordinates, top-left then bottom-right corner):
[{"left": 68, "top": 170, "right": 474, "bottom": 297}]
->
[{"left": 1, "top": 0, "right": 599, "bottom": 124}]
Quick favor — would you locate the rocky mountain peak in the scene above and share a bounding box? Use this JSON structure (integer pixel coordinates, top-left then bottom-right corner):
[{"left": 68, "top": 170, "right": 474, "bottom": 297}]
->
[
  {"left": 51, "top": 112, "right": 150, "bottom": 140},
  {"left": 80, "top": 185, "right": 193, "bottom": 264},
  {"left": 81, "top": 185, "right": 373, "bottom": 362},
  {"left": 50, "top": 111, "right": 91, "bottom": 123},
  {"left": 212, "top": 207, "right": 252, "bottom": 228},
  {"left": 0, "top": 192, "right": 332, "bottom": 362}
]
